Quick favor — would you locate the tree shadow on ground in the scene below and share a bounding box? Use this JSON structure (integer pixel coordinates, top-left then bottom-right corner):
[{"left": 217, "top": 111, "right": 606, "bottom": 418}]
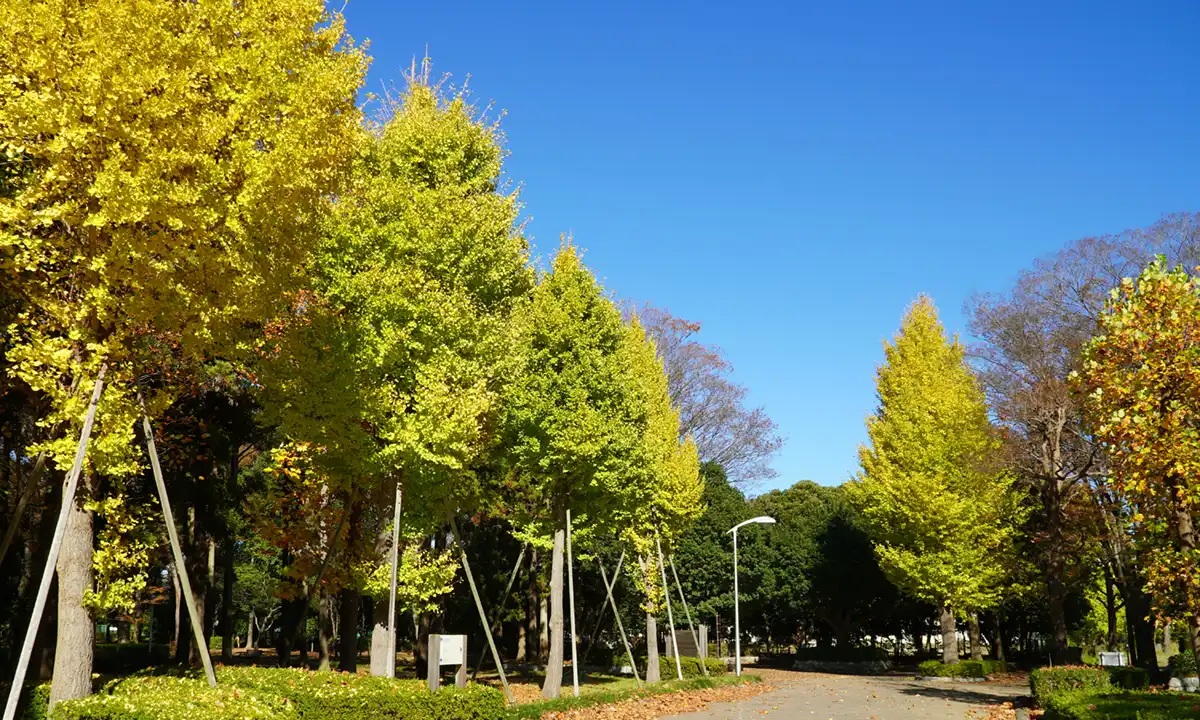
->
[{"left": 895, "top": 682, "right": 1029, "bottom": 707}]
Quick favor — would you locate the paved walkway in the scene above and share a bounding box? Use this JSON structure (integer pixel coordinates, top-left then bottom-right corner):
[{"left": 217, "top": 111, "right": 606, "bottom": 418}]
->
[{"left": 665, "top": 671, "right": 1027, "bottom": 720}]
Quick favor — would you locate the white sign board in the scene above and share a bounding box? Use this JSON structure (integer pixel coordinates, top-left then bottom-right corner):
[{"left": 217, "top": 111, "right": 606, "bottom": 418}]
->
[
  {"left": 438, "top": 634, "right": 465, "bottom": 666},
  {"left": 1098, "top": 652, "right": 1127, "bottom": 667}
]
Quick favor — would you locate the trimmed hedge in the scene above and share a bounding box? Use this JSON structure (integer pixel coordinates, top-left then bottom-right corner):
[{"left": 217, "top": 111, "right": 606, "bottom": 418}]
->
[
  {"left": 638, "top": 656, "right": 727, "bottom": 679},
  {"left": 1107, "top": 665, "right": 1149, "bottom": 690},
  {"left": 219, "top": 667, "right": 504, "bottom": 720},
  {"left": 51, "top": 668, "right": 504, "bottom": 720},
  {"left": 54, "top": 676, "right": 294, "bottom": 720},
  {"left": 1169, "top": 651, "right": 1198, "bottom": 678},
  {"left": 917, "top": 659, "right": 1005, "bottom": 678},
  {"left": 17, "top": 683, "right": 50, "bottom": 720},
  {"left": 1030, "top": 666, "right": 1111, "bottom": 702},
  {"left": 793, "top": 646, "right": 889, "bottom": 663},
  {"left": 1030, "top": 664, "right": 1151, "bottom": 705},
  {"left": 676, "top": 657, "right": 727, "bottom": 678}
]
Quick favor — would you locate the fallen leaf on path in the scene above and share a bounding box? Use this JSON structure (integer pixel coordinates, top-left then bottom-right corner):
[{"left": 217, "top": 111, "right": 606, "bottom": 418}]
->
[{"left": 539, "top": 682, "right": 774, "bottom": 720}]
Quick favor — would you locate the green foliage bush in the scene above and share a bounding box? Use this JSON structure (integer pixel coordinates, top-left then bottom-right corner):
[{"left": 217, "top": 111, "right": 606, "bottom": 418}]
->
[
  {"left": 92, "top": 643, "right": 170, "bottom": 673},
  {"left": 792, "top": 646, "right": 889, "bottom": 662},
  {"left": 917, "top": 659, "right": 1005, "bottom": 678},
  {"left": 637, "top": 656, "right": 726, "bottom": 679},
  {"left": 218, "top": 667, "right": 504, "bottom": 720},
  {"left": 1106, "top": 665, "right": 1149, "bottom": 689},
  {"left": 53, "top": 676, "right": 295, "bottom": 720},
  {"left": 675, "top": 656, "right": 727, "bottom": 678},
  {"left": 18, "top": 683, "right": 50, "bottom": 720},
  {"left": 50, "top": 667, "right": 504, "bottom": 720},
  {"left": 1029, "top": 666, "right": 1111, "bottom": 702},
  {"left": 1169, "top": 651, "right": 1198, "bottom": 677}
]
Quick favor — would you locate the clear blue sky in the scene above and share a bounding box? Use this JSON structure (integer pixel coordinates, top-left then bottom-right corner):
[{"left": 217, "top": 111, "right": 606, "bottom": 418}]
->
[{"left": 344, "top": 0, "right": 1200, "bottom": 492}]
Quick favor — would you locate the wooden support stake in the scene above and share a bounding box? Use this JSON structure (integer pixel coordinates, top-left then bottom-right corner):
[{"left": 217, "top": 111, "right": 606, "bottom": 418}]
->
[
  {"left": 385, "top": 482, "right": 402, "bottom": 679},
  {"left": 139, "top": 389, "right": 217, "bottom": 688},
  {"left": 472, "top": 544, "right": 527, "bottom": 680},
  {"left": 3, "top": 367, "right": 107, "bottom": 720},
  {"left": 656, "top": 535, "right": 683, "bottom": 681},
  {"left": 581, "top": 550, "right": 625, "bottom": 665},
  {"left": 566, "top": 509, "right": 579, "bottom": 697},
  {"left": 669, "top": 555, "right": 707, "bottom": 675},
  {"left": 448, "top": 517, "right": 515, "bottom": 704},
  {"left": 597, "top": 557, "right": 641, "bottom": 687}
]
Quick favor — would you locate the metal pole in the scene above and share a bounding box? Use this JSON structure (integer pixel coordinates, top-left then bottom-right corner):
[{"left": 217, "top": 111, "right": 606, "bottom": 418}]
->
[
  {"left": 669, "top": 555, "right": 707, "bottom": 676},
  {"left": 472, "top": 544, "right": 527, "bottom": 679},
  {"left": 3, "top": 366, "right": 106, "bottom": 720},
  {"left": 448, "top": 517, "right": 515, "bottom": 703},
  {"left": 139, "top": 389, "right": 217, "bottom": 688},
  {"left": 566, "top": 510, "right": 579, "bottom": 697},
  {"left": 597, "top": 557, "right": 641, "bottom": 687},
  {"left": 655, "top": 536, "right": 682, "bottom": 680},
  {"left": 733, "top": 528, "right": 741, "bottom": 677},
  {"left": 386, "top": 482, "right": 402, "bottom": 679}
]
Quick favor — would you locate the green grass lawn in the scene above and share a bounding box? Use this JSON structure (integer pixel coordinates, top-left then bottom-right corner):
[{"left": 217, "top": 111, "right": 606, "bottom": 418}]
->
[{"left": 1044, "top": 690, "right": 1200, "bottom": 719}]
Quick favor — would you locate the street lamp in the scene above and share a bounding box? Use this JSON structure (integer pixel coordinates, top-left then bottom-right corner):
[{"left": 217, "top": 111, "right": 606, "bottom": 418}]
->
[{"left": 727, "top": 516, "right": 776, "bottom": 676}]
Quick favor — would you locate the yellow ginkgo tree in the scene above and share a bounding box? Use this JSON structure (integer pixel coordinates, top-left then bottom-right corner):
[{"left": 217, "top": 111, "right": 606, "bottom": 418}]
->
[
  {"left": 618, "top": 315, "right": 702, "bottom": 683},
  {"left": 847, "top": 296, "right": 1013, "bottom": 665},
  {"left": 0, "top": 0, "right": 367, "bottom": 704}
]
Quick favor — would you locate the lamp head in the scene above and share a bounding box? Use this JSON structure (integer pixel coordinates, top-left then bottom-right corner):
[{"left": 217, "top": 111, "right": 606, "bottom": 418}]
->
[{"left": 728, "top": 516, "right": 777, "bottom": 533}]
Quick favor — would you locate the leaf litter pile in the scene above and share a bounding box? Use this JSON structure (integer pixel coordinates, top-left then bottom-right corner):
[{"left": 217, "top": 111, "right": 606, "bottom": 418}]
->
[{"left": 539, "top": 681, "right": 774, "bottom": 720}]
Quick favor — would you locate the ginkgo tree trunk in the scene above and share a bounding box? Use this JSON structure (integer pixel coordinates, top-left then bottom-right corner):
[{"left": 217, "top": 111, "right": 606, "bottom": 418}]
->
[{"left": 847, "top": 295, "right": 1014, "bottom": 665}]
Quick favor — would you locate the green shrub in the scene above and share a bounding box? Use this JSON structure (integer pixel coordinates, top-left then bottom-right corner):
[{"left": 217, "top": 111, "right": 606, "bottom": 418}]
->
[
  {"left": 218, "top": 666, "right": 504, "bottom": 720},
  {"left": 1106, "top": 665, "right": 1149, "bottom": 689},
  {"left": 1169, "top": 651, "right": 1198, "bottom": 677},
  {"left": 636, "top": 656, "right": 726, "bottom": 679},
  {"left": 53, "top": 675, "right": 294, "bottom": 720},
  {"left": 51, "top": 668, "right": 504, "bottom": 720},
  {"left": 92, "top": 644, "right": 170, "bottom": 673},
  {"left": 917, "top": 659, "right": 1005, "bottom": 678},
  {"left": 675, "top": 657, "right": 727, "bottom": 678},
  {"left": 793, "top": 646, "right": 889, "bottom": 663},
  {"left": 18, "top": 683, "right": 50, "bottom": 720},
  {"left": 1029, "top": 666, "right": 1111, "bottom": 702}
]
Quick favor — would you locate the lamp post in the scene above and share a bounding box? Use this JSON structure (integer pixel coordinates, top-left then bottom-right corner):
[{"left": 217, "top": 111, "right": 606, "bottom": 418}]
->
[{"left": 728, "top": 516, "right": 776, "bottom": 676}]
